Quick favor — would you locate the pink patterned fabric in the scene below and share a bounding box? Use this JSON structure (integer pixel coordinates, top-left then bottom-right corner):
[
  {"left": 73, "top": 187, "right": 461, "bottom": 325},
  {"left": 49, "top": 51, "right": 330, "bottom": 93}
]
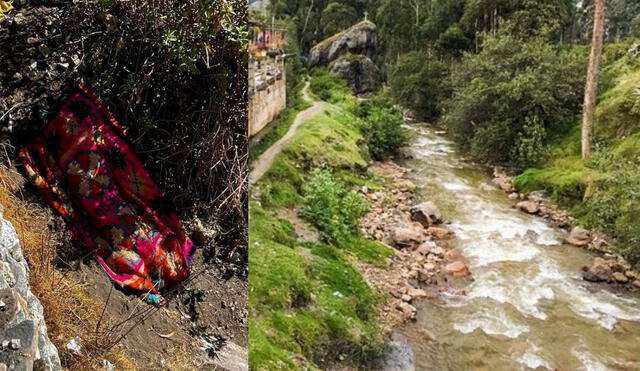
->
[{"left": 19, "top": 84, "right": 194, "bottom": 294}]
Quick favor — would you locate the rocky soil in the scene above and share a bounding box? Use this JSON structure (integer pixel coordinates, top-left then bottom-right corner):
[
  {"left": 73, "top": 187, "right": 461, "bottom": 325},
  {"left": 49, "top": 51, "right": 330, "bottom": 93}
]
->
[
  {"left": 357, "top": 161, "right": 471, "bottom": 330},
  {"left": 0, "top": 204, "right": 60, "bottom": 371},
  {"left": 493, "top": 169, "right": 640, "bottom": 291}
]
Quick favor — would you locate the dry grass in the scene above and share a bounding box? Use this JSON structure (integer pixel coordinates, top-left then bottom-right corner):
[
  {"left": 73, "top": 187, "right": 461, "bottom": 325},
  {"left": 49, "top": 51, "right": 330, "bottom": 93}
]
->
[{"left": 0, "top": 164, "right": 137, "bottom": 370}]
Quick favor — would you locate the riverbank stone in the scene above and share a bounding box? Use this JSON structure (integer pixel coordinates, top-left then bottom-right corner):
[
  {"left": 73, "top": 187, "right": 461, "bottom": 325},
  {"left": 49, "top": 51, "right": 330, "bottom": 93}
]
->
[
  {"left": 410, "top": 201, "right": 443, "bottom": 227},
  {"left": 583, "top": 257, "right": 612, "bottom": 282},
  {"left": 566, "top": 227, "right": 592, "bottom": 247},
  {"left": 516, "top": 200, "right": 540, "bottom": 214}
]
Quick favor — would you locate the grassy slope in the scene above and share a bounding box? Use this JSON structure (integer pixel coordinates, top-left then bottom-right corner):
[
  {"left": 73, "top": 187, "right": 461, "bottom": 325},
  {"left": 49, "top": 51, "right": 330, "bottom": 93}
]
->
[
  {"left": 248, "top": 83, "right": 393, "bottom": 369},
  {"left": 249, "top": 82, "right": 311, "bottom": 166},
  {"left": 513, "top": 42, "right": 640, "bottom": 260}
]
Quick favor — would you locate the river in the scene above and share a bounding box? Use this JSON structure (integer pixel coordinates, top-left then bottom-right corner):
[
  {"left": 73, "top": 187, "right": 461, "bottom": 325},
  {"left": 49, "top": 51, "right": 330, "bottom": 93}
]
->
[{"left": 396, "top": 124, "right": 640, "bottom": 370}]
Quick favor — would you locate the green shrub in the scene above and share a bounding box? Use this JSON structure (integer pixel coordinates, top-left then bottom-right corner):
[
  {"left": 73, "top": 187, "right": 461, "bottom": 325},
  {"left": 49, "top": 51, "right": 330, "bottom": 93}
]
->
[
  {"left": 351, "top": 93, "right": 410, "bottom": 160},
  {"left": 362, "top": 106, "right": 410, "bottom": 160},
  {"left": 302, "top": 170, "right": 367, "bottom": 245},
  {"left": 309, "top": 68, "right": 350, "bottom": 103},
  {"left": 443, "top": 33, "right": 586, "bottom": 170}
]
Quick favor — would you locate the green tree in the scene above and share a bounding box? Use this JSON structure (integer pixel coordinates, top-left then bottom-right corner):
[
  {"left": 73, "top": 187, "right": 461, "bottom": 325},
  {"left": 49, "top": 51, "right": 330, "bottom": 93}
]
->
[
  {"left": 443, "top": 33, "right": 586, "bottom": 169},
  {"left": 389, "top": 51, "right": 451, "bottom": 120}
]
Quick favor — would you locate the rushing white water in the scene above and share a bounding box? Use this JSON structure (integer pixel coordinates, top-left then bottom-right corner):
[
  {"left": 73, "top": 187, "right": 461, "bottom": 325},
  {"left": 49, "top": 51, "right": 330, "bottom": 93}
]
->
[{"left": 399, "top": 125, "right": 640, "bottom": 370}]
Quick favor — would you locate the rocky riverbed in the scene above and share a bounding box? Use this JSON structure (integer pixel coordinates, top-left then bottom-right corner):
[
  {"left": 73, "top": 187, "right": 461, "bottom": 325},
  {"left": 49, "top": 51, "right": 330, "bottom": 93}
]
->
[
  {"left": 494, "top": 169, "right": 640, "bottom": 290},
  {"left": 357, "top": 161, "right": 472, "bottom": 330}
]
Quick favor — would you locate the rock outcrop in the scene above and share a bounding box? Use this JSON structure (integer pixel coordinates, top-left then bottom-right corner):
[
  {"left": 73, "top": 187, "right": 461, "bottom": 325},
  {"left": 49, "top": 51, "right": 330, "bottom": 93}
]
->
[
  {"left": 0, "top": 204, "right": 61, "bottom": 371},
  {"left": 308, "top": 21, "right": 382, "bottom": 94}
]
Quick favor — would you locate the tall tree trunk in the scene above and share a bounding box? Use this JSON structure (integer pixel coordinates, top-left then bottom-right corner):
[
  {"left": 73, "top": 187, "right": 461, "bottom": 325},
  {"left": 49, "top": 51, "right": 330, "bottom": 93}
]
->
[{"left": 581, "top": 0, "right": 606, "bottom": 158}]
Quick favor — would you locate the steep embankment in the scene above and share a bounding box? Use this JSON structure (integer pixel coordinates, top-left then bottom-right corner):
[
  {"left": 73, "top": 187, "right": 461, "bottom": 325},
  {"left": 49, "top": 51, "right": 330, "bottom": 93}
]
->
[
  {"left": 249, "top": 80, "right": 391, "bottom": 370},
  {"left": 513, "top": 42, "right": 640, "bottom": 265},
  {"left": 248, "top": 72, "right": 470, "bottom": 369}
]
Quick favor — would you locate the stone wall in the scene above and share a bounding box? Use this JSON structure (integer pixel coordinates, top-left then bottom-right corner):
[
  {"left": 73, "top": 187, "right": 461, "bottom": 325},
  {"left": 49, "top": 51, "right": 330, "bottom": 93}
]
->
[
  {"left": 0, "top": 204, "right": 61, "bottom": 371},
  {"left": 248, "top": 63, "right": 286, "bottom": 137}
]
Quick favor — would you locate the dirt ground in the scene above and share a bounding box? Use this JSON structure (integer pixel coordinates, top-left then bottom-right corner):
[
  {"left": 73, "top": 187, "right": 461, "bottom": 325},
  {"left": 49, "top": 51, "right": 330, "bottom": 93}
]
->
[{"left": 66, "top": 246, "right": 247, "bottom": 369}]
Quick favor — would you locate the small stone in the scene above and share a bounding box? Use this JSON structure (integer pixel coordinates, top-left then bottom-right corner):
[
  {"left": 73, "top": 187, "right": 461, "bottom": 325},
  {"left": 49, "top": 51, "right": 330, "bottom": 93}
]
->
[
  {"left": 427, "top": 227, "right": 453, "bottom": 240},
  {"left": 0, "top": 300, "right": 5, "bottom": 310},
  {"left": 401, "top": 294, "right": 412, "bottom": 302},
  {"left": 38, "top": 45, "right": 51, "bottom": 57},
  {"left": 625, "top": 270, "right": 640, "bottom": 280},
  {"left": 632, "top": 280, "right": 640, "bottom": 289},
  {"left": 444, "top": 261, "right": 470, "bottom": 277},
  {"left": 508, "top": 193, "right": 519, "bottom": 200},
  {"left": 407, "top": 288, "right": 427, "bottom": 299},
  {"left": 9, "top": 339, "right": 20, "bottom": 350},
  {"left": 516, "top": 201, "right": 540, "bottom": 214},
  {"left": 26, "top": 37, "right": 40, "bottom": 45},
  {"left": 566, "top": 227, "right": 592, "bottom": 247},
  {"left": 613, "top": 272, "right": 629, "bottom": 283}
]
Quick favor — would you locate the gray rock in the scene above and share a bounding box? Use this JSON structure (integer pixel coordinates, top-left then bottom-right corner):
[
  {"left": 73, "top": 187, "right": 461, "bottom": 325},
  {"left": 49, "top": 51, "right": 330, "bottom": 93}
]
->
[
  {"left": 411, "top": 201, "right": 443, "bottom": 227},
  {"left": 0, "top": 204, "right": 61, "bottom": 370},
  {"left": 328, "top": 55, "right": 382, "bottom": 94},
  {"left": 308, "top": 21, "right": 382, "bottom": 94},
  {"left": 308, "top": 21, "right": 378, "bottom": 67}
]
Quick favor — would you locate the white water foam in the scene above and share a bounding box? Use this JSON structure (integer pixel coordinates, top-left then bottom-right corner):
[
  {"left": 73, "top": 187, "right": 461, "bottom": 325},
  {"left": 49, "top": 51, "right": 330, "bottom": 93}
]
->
[{"left": 453, "top": 307, "right": 529, "bottom": 339}]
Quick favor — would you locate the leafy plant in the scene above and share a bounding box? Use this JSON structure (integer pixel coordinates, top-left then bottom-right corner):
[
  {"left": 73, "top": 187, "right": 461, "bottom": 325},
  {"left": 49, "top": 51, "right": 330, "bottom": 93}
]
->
[
  {"left": 302, "top": 170, "right": 367, "bottom": 245},
  {"left": 309, "top": 68, "right": 350, "bottom": 103}
]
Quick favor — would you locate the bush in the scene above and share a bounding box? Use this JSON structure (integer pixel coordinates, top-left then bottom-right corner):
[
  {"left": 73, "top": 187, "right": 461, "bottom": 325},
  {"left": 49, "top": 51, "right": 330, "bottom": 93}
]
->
[
  {"left": 443, "top": 33, "right": 586, "bottom": 170},
  {"left": 309, "top": 68, "right": 350, "bottom": 103},
  {"left": 351, "top": 94, "right": 410, "bottom": 160},
  {"left": 362, "top": 106, "right": 409, "bottom": 161},
  {"left": 302, "top": 170, "right": 367, "bottom": 245}
]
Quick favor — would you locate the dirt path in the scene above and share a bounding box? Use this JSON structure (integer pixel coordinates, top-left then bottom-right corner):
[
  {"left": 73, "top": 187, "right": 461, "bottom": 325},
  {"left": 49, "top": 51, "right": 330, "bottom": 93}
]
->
[{"left": 249, "top": 81, "right": 326, "bottom": 185}]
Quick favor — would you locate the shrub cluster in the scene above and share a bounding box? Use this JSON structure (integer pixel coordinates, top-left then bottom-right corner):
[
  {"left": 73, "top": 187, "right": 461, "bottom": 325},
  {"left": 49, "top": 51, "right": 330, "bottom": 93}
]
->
[
  {"left": 443, "top": 33, "right": 586, "bottom": 170},
  {"left": 309, "top": 68, "right": 350, "bottom": 103},
  {"left": 302, "top": 170, "right": 367, "bottom": 245},
  {"left": 352, "top": 95, "right": 410, "bottom": 161}
]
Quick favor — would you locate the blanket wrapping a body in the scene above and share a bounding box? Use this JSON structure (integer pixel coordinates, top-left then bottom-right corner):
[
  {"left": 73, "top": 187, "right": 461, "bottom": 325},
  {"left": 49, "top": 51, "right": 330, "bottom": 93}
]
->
[{"left": 19, "top": 84, "right": 194, "bottom": 294}]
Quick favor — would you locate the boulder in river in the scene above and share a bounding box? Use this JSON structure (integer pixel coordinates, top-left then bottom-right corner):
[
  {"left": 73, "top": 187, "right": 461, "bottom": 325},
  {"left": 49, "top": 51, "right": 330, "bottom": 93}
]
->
[
  {"left": 444, "top": 261, "right": 470, "bottom": 277},
  {"left": 566, "top": 227, "right": 592, "bottom": 247},
  {"left": 583, "top": 257, "right": 612, "bottom": 282},
  {"left": 516, "top": 200, "right": 540, "bottom": 214},
  {"left": 411, "top": 201, "right": 443, "bottom": 227}
]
